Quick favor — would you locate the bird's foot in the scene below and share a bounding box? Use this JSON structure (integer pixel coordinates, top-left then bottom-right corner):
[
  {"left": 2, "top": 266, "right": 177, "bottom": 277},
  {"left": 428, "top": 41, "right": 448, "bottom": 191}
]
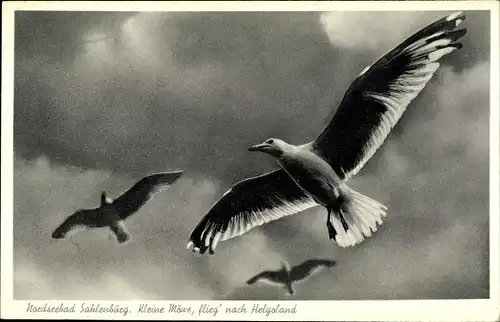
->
[{"left": 326, "top": 221, "right": 337, "bottom": 240}]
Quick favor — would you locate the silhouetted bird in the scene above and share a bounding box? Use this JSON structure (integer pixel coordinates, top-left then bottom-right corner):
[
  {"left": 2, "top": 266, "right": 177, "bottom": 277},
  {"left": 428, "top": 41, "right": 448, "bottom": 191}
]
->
[
  {"left": 52, "top": 171, "right": 183, "bottom": 244},
  {"left": 246, "top": 259, "right": 337, "bottom": 295},
  {"left": 187, "top": 11, "right": 467, "bottom": 255}
]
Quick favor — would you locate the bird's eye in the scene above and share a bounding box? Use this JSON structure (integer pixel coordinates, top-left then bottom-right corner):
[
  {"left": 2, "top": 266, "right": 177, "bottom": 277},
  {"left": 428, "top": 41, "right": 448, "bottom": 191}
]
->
[{"left": 267, "top": 139, "right": 274, "bottom": 144}]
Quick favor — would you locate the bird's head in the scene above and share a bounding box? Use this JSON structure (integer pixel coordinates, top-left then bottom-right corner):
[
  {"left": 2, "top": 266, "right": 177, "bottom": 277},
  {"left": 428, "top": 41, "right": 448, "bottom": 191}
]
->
[
  {"left": 248, "top": 138, "right": 287, "bottom": 157},
  {"left": 280, "top": 260, "right": 291, "bottom": 272}
]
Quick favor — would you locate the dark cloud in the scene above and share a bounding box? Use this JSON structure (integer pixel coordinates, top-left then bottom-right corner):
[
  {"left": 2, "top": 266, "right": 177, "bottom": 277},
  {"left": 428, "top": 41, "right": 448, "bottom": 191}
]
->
[
  {"left": 13, "top": 10, "right": 490, "bottom": 300},
  {"left": 14, "top": 11, "right": 340, "bottom": 182}
]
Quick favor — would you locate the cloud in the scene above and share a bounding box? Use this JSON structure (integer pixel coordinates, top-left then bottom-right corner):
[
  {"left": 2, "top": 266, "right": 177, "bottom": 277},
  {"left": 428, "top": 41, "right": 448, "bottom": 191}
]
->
[
  {"left": 14, "top": 11, "right": 489, "bottom": 181},
  {"left": 319, "top": 10, "right": 490, "bottom": 70},
  {"left": 15, "top": 259, "right": 158, "bottom": 300},
  {"left": 13, "top": 156, "right": 296, "bottom": 300},
  {"left": 14, "top": 11, "right": 342, "bottom": 181}
]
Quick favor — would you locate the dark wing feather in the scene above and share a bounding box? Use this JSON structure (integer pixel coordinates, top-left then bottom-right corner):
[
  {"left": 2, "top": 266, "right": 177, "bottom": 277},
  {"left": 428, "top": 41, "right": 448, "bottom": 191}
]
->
[
  {"left": 313, "top": 11, "right": 467, "bottom": 180},
  {"left": 186, "top": 169, "right": 318, "bottom": 255},
  {"left": 289, "top": 259, "right": 337, "bottom": 282},
  {"left": 246, "top": 271, "right": 283, "bottom": 285},
  {"left": 51, "top": 208, "right": 100, "bottom": 239},
  {"left": 113, "top": 171, "right": 183, "bottom": 219}
]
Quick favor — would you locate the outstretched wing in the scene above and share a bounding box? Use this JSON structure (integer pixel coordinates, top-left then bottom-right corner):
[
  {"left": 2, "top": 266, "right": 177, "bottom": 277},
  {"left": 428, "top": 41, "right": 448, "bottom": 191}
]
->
[
  {"left": 51, "top": 209, "right": 100, "bottom": 239},
  {"left": 113, "top": 171, "right": 184, "bottom": 220},
  {"left": 186, "top": 169, "right": 318, "bottom": 255},
  {"left": 312, "top": 11, "right": 467, "bottom": 181},
  {"left": 289, "top": 259, "right": 337, "bottom": 282}
]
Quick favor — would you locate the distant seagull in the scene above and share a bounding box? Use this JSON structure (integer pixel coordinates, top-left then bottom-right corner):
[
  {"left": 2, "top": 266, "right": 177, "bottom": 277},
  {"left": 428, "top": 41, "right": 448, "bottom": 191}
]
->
[
  {"left": 187, "top": 11, "right": 467, "bottom": 255},
  {"left": 246, "top": 259, "right": 337, "bottom": 295},
  {"left": 52, "top": 171, "right": 183, "bottom": 244}
]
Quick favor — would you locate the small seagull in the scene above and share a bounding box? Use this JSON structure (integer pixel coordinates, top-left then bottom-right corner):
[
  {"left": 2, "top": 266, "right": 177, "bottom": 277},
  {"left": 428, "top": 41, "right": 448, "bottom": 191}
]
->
[
  {"left": 52, "top": 171, "right": 183, "bottom": 244},
  {"left": 187, "top": 11, "right": 467, "bottom": 255},
  {"left": 246, "top": 259, "right": 337, "bottom": 295}
]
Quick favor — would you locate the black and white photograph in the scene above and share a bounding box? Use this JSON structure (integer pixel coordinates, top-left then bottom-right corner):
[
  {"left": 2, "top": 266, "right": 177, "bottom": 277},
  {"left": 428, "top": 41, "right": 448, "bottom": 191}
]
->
[{"left": 1, "top": 1, "right": 499, "bottom": 321}]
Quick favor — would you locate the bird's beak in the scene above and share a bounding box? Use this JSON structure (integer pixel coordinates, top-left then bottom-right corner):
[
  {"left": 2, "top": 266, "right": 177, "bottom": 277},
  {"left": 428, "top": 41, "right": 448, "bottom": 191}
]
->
[{"left": 248, "top": 143, "right": 268, "bottom": 152}]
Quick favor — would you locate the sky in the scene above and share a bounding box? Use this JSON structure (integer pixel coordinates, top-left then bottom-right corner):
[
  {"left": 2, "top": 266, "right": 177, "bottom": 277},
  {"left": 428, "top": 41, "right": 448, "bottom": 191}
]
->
[{"left": 12, "top": 10, "right": 490, "bottom": 300}]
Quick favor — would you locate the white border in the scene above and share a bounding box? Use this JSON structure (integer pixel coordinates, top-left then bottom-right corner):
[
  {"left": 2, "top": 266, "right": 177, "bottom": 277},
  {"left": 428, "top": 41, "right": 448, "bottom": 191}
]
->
[{"left": 2, "top": 1, "right": 499, "bottom": 321}]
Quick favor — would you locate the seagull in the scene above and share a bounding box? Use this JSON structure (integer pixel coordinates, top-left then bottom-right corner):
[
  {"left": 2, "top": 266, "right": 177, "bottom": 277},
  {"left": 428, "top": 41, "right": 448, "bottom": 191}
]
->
[
  {"left": 187, "top": 11, "right": 467, "bottom": 255},
  {"left": 52, "top": 171, "right": 183, "bottom": 244},
  {"left": 246, "top": 259, "right": 337, "bottom": 295}
]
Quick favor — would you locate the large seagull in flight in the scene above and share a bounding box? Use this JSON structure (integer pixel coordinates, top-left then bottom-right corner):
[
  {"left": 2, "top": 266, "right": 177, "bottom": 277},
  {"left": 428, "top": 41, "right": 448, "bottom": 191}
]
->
[
  {"left": 187, "top": 11, "right": 467, "bottom": 255},
  {"left": 52, "top": 171, "right": 183, "bottom": 244}
]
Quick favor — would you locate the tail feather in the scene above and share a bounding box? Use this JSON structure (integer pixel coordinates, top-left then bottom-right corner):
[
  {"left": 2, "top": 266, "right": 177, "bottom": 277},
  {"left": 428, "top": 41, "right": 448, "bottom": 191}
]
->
[{"left": 333, "top": 186, "right": 388, "bottom": 247}]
